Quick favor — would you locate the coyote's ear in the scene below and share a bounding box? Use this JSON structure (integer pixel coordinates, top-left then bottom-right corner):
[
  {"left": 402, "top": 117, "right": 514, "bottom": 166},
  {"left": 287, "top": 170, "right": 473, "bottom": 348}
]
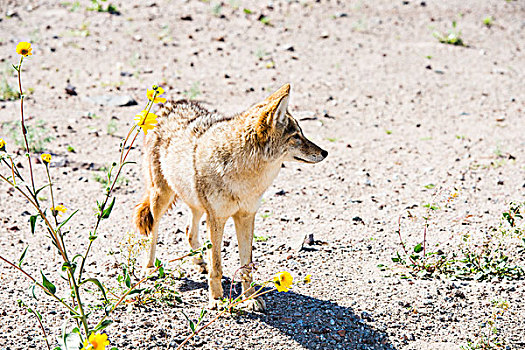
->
[
  {"left": 270, "top": 94, "right": 289, "bottom": 127},
  {"left": 264, "top": 83, "right": 291, "bottom": 104},
  {"left": 252, "top": 84, "right": 291, "bottom": 141},
  {"left": 264, "top": 83, "right": 290, "bottom": 127}
]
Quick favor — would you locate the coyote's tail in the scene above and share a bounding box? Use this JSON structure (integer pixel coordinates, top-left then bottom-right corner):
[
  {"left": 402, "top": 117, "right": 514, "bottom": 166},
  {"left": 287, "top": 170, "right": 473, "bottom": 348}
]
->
[{"left": 134, "top": 193, "right": 153, "bottom": 236}]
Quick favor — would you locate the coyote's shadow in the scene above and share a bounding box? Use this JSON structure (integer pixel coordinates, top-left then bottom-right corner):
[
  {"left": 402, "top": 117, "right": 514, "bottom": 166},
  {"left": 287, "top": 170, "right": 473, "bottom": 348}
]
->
[
  {"left": 178, "top": 279, "right": 397, "bottom": 350},
  {"left": 248, "top": 288, "right": 397, "bottom": 350}
]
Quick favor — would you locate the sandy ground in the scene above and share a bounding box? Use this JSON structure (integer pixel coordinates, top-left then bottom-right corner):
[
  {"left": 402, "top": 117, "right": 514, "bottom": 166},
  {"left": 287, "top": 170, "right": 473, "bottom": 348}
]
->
[{"left": 0, "top": 0, "right": 524, "bottom": 349}]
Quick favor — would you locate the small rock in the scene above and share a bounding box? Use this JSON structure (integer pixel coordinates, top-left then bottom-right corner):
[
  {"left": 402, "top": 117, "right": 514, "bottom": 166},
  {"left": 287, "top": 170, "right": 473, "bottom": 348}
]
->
[
  {"left": 6, "top": 9, "right": 18, "bottom": 17},
  {"left": 304, "top": 233, "right": 315, "bottom": 246},
  {"left": 65, "top": 84, "right": 77, "bottom": 96},
  {"left": 50, "top": 156, "right": 68, "bottom": 168},
  {"left": 84, "top": 95, "right": 138, "bottom": 107},
  {"left": 352, "top": 216, "right": 364, "bottom": 224}
]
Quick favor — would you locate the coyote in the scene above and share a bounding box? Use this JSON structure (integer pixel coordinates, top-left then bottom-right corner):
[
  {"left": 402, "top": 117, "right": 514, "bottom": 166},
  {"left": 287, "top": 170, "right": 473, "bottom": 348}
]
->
[{"left": 134, "top": 83, "right": 327, "bottom": 311}]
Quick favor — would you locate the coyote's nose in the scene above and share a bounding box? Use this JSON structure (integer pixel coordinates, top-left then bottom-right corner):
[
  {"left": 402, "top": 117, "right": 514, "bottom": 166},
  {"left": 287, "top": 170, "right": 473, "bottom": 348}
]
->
[{"left": 321, "top": 150, "right": 328, "bottom": 158}]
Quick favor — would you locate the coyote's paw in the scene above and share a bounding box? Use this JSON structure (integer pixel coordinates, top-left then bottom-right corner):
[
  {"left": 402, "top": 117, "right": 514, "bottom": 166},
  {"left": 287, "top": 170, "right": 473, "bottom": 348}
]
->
[
  {"left": 242, "top": 297, "right": 267, "bottom": 313},
  {"left": 141, "top": 266, "right": 158, "bottom": 278},
  {"left": 193, "top": 257, "right": 208, "bottom": 274},
  {"left": 208, "top": 298, "right": 224, "bottom": 310}
]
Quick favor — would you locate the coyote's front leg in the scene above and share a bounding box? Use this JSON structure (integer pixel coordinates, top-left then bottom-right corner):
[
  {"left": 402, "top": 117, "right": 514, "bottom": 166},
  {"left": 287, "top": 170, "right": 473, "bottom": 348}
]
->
[
  {"left": 206, "top": 213, "right": 227, "bottom": 309},
  {"left": 233, "top": 211, "right": 266, "bottom": 312}
]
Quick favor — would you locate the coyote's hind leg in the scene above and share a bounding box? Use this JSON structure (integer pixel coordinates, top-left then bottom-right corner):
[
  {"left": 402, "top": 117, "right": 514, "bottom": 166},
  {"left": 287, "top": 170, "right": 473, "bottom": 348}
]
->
[
  {"left": 143, "top": 187, "right": 175, "bottom": 271},
  {"left": 186, "top": 207, "right": 207, "bottom": 273}
]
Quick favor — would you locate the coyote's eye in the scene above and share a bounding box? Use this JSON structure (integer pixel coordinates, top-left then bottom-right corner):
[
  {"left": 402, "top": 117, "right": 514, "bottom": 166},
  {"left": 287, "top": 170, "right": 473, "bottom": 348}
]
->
[{"left": 292, "top": 134, "right": 301, "bottom": 140}]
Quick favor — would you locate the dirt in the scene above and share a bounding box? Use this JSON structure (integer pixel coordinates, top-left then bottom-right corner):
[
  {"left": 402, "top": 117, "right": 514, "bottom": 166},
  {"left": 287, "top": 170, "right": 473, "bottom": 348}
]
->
[{"left": 1, "top": 0, "right": 524, "bottom": 349}]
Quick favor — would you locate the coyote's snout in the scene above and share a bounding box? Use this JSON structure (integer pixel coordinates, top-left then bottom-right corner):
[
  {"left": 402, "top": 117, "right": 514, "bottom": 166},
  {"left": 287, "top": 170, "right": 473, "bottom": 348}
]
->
[{"left": 134, "top": 83, "right": 326, "bottom": 311}]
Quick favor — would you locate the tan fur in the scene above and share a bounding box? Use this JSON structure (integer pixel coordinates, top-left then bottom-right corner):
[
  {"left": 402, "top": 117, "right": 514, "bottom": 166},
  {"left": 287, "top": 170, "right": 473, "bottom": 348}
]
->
[{"left": 134, "top": 83, "right": 327, "bottom": 311}]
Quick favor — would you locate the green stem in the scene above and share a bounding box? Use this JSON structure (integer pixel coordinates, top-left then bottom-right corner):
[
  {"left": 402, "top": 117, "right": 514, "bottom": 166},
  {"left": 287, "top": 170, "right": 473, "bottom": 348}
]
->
[
  {"left": 0, "top": 254, "right": 77, "bottom": 315},
  {"left": 16, "top": 56, "right": 36, "bottom": 194},
  {"left": 78, "top": 240, "right": 93, "bottom": 282},
  {"left": 78, "top": 94, "right": 157, "bottom": 280},
  {"left": 69, "top": 271, "right": 90, "bottom": 336},
  {"left": 44, "top": 165, "right": 59, "bottom": 228},
  {"left": 27, "top": 307, "right": 51, "bottom": 350},
  {"left": 0, "top": 174, "right": 63, "bottom": 255},
  {"left": 1, "top": 157, "right": 24, "bottom": 182},
  {"left": 94, "top": 251, "right": 194, "bottom": 330}
]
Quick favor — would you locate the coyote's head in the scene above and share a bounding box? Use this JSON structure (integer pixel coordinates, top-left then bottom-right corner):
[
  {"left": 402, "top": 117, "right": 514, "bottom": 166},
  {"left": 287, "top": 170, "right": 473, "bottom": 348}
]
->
[{"left": 247, "top": 83, "right": 328, "bottom": 164}]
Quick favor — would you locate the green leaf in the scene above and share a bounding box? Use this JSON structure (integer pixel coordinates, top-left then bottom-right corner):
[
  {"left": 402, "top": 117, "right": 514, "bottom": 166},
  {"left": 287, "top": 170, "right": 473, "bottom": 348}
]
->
[
  {"left": 127, "top": 288, "right": 146, "bottom": 296},
  {"left": 27, "top": 284, "right": 38, "bottom": 300},
  {"left": 93, "top": 320, "right": 113, "bottom": 333},
  {"left": 41, "top": 271, "right": 56, "bottom": 295},
  {"left": 182, "top": 311, "right": 196, "bottom": 333},
  {"left": 18, "top": 246, "right": 28, "bottom": 267},
  {"left": 59, "top": 331, "right": 81, "bottom": 350},
  {"left": 34, "top": 308, "right": 42, "bottom": 320},
  {"left": 80, "top": 278, "right": 108, "bottom": 303},
  {"left": 243, "top": 8, "right": 252, "bottom": 14},
  {"left": 154, "top": 258, "right": 162, "bottom": 268},
  {"left": 56, "top": 209, "right": 79, "bottom": 233},
  {"left": 414, "top": 244, "right": 423, "bottom": 253},
  {"left": 72, "top": 254, "right": 84, "bottom": 263},
  {"left": 199, "top": 309, "right": 207, "bottom": 320},
  {"left": 29, "top": 215, "right": 38, "bottom": 234},
  {"left": 35, "top": 183, "right": 51, "bottom": 196},
  {"left": 125, "top": 271, "right": 131, "bottom": 288},
  {"left": 61, "top": 261, "right": 77, "bottom": 273},
  {"left": 101, "top": 197, "right": 116, "bottom": 219}
]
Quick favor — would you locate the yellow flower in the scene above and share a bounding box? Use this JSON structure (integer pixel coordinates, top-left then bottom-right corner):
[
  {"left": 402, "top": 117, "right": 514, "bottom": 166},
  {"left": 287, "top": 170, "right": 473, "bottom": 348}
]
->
[
  {"left": 273, "top": 271, "right": 293, "bottom": 292},
  {"left": 0, "top": 138, "right": 5, "bottom": 151},
  {"left": 134, "top": 110, "right": 158, "bottom": 135},
  {"left": 82, "top": 333, "right": 110, "bottom": 350},
  {"left": 51, "top": 205, "right": 67, "bottom": 216},
  {"left": 147, "top": 87, "right": 167, "bottom": 104},
  {"left": 16, "top": 42, "right": 33, "bottom": 57},
  {"left": 304, "top": 274, "right": 311, "bottom": 284},
  {"left": 41, "top": 153, "right": 52, "bottom": 164}
]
